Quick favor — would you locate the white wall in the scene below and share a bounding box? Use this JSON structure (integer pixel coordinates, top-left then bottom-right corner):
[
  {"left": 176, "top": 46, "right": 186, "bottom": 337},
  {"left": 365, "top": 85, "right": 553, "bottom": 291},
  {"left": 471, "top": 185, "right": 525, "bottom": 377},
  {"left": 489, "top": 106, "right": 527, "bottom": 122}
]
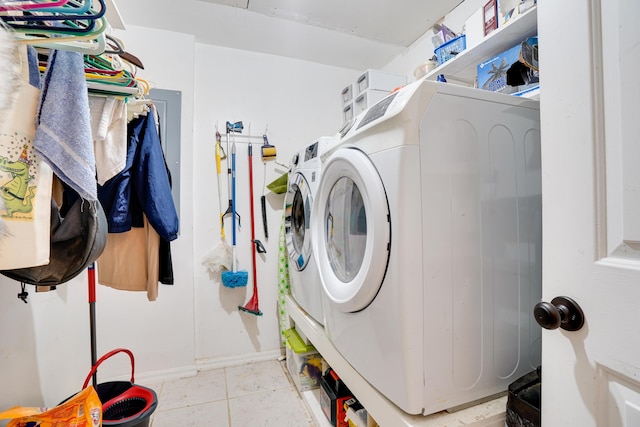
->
[
  {"left": 191, "top": 44, "right": 356, "bottom": 369},
  {"left": 0, "top": 25, "right": 357, "bottom": 410}
]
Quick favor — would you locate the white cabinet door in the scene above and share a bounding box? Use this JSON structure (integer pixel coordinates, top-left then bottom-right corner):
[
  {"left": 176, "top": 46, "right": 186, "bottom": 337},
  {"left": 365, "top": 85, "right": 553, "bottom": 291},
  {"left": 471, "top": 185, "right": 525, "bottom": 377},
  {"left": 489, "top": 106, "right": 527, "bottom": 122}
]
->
[{"left": 539, "top": 0, "right": 640, "bottom": 425}]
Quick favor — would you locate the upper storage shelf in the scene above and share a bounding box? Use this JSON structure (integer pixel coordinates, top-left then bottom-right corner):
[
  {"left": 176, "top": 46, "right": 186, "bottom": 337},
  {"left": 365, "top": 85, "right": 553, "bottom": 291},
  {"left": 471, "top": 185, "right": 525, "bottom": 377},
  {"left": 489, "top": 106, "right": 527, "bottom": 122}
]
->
[{"left": 425, "top": 6, "right": 537, "bottom": 85}]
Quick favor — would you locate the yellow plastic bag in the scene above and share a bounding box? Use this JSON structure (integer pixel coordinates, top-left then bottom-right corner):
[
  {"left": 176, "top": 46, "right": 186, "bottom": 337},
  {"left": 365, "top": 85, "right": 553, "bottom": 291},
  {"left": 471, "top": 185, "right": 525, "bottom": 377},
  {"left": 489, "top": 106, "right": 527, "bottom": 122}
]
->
[{"left": 0, "top": 385, "right": 102, "bottom": 427}]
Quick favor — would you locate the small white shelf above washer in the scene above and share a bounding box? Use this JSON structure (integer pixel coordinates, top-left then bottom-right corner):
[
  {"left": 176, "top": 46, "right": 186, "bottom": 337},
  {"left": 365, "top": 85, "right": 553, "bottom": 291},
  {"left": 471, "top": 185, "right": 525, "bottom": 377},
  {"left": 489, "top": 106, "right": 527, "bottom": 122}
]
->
[
  {"left": 425, "top": 6, "right": 538, "bottom": 86},
  {"left": 285, "top": 294, "right": 508, "bottom": 427}
]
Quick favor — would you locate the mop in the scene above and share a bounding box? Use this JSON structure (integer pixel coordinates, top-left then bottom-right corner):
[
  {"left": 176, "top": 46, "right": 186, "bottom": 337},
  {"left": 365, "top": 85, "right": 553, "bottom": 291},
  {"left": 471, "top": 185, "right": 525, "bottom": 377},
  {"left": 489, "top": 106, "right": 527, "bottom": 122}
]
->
[
  {"left": 221, "top": 141, "right": 248, "bottom": 288},
  {"left": 201, "top": 131, "right": 232, "bottom": 274},
  {"left": 239, "top": 142, "right": 263, "bottom": 316}
]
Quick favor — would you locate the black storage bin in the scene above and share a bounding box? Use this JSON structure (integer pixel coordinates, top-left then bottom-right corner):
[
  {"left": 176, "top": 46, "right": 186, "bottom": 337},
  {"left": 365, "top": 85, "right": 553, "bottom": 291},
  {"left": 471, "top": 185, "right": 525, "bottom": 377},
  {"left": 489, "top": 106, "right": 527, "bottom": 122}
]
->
[{"left": 506, "top": 366, "right": 541, "bottom": 427}]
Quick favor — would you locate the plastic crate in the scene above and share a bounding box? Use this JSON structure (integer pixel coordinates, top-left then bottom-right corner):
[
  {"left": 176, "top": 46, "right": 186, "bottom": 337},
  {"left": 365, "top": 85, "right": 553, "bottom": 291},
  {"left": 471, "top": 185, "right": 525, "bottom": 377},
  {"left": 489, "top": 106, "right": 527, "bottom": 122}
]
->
[{"left": 435, "top": 34, "right": 466, "bottom": 65}]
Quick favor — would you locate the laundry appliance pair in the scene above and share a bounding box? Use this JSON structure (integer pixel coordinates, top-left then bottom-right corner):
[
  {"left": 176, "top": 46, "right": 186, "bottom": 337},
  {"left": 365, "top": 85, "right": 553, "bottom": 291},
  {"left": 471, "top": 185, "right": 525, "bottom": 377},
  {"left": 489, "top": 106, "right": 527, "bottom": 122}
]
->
[{"left": 311, "top": 78, "right": 543, "bottom": 415}]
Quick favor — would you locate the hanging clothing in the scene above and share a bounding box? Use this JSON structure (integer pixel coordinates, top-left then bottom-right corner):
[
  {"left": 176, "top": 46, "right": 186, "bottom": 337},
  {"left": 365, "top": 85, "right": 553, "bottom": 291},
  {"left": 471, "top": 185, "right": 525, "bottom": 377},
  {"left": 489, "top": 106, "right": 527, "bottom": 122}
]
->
[
  {"left": 34, "top": 49, "right": 97, "bottom": 201},
  {"left": 159, "top": 238, "right": 174, "bottom": 285},
  {"left": 98, "top": 109, "right": 178, "bottom": 241},
  {"left": 97, "top": 107, "right": 177, "bottom": 299},
  {"left": 88, "top": 95, "right": 127, "bottom": 185},
  {"left": 98, "top": 214, "right": 160, "bottom": 301}
]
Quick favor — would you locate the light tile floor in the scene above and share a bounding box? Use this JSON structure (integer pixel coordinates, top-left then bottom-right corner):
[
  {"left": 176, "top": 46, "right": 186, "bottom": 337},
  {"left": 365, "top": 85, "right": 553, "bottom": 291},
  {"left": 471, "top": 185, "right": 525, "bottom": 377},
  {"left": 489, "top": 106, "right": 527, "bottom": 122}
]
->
[{"left": 147, "top": 359, "right": 318, "bottom": 427}]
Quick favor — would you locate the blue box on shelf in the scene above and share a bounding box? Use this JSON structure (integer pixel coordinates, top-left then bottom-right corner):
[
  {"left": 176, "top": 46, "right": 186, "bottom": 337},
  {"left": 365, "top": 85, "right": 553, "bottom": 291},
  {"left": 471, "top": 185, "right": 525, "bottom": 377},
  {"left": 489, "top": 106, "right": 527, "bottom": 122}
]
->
[
  {"left": 434, "top": 34, "right": 466, "bottom": 65},
  {"left": 477, "top": 37, "right": 539, "bottom": 95}
]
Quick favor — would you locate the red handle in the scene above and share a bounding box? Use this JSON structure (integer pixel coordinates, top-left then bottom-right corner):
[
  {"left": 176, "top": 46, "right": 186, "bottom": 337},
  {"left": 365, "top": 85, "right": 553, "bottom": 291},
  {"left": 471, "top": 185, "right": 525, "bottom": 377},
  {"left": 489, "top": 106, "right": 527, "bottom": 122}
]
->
[
  {"left": 83, "top": 348, "right": 135, "bottom": 389},
  {"left": 248, "top": 145, "right": 258, "bottom": 292},
  {"left": 88, "top": 262, "right": 96, "bottom": 303}
]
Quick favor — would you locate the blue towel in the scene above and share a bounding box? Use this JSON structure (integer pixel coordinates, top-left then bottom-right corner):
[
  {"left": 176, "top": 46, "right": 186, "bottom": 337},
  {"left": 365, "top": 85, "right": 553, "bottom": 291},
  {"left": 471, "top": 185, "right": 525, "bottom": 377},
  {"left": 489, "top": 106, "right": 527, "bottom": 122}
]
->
[
  {"left": 34, "top": 49, "right": 97, "bottom": 201},
  {"left": 27, "top": 46, "right": 41, "bottom": 89}
]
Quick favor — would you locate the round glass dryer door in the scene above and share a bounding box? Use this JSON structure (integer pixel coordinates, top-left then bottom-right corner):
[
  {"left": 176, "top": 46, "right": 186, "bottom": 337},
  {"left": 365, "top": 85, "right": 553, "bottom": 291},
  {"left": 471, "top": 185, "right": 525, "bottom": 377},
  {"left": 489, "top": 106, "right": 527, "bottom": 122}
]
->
[
  {"left": 285, "top": 172, "right": 313, "bottom": 271},
  {"left": 312, "top": 147, "right": 390, "bottom": 313}
]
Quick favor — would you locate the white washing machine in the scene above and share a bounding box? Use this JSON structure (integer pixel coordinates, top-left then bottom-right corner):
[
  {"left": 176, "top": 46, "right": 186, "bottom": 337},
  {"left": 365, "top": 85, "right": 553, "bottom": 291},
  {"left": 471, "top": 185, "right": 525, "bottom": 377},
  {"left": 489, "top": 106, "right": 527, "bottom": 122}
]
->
[
  {"left": 285, "top": 136, "right": 334, "bottom": 325},
  {"left": 312, "top": 79, "right": 542, "bottom": 415}
]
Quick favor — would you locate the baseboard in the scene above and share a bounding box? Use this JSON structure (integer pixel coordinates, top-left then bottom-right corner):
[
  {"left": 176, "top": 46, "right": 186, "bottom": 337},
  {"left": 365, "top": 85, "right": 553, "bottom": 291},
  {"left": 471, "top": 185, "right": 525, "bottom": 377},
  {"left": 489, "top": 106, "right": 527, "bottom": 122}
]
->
[
  {"left": 196, "top": 349, "right": 285, "bottom": 371},
  {"left": 116, "top": 364, "right": 199, "bottom": 387},
  {"left": 98, "top": 349, "right": 286, "bottom": 386}
]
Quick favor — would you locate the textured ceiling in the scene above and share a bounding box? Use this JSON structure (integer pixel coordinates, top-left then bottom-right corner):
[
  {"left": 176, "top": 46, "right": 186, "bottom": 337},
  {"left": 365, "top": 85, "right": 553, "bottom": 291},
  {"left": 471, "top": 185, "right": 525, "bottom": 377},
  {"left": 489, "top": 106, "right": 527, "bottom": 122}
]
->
[
  {"left": 115, "top": 0, "right": 462, "bottom": 70},
  {"left": 199, "top": 0, "right": 462, "bottom": 47}
]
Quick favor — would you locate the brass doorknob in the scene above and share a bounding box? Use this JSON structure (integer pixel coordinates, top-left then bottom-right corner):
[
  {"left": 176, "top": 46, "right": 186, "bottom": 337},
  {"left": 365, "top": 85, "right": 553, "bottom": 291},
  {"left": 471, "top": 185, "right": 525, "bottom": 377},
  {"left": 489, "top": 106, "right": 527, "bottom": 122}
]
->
[{"left": 534, "top": 296, "right": 585, "bottom": 331}]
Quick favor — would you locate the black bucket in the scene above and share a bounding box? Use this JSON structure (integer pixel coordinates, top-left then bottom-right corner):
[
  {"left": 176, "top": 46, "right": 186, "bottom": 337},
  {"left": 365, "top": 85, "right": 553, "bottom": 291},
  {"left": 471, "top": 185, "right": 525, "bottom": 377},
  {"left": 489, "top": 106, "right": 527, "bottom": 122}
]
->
[
  {"left": 67, "top": 349, "right": 158, "bottom": 427},
  {"left": 98, "top": 381, "right": 157, "bottom": 427},
  {"left": 506, "top": 366, "right": 541, "bottom": 427}
]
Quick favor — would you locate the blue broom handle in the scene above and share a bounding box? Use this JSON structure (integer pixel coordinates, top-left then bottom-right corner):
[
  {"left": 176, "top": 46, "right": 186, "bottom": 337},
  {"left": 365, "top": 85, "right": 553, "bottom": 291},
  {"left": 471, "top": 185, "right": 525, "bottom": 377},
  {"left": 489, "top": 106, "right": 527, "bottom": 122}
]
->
[{"left": 231, "top": 143, "right": 237, "bottom": 246}]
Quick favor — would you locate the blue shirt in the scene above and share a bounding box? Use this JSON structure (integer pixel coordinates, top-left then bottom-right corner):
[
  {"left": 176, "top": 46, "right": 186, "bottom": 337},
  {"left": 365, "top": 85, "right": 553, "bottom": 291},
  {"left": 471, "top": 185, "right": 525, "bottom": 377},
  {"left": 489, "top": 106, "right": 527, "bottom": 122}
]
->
[{"left": 98, "top": 110, "right": 179, "bottom": 241}]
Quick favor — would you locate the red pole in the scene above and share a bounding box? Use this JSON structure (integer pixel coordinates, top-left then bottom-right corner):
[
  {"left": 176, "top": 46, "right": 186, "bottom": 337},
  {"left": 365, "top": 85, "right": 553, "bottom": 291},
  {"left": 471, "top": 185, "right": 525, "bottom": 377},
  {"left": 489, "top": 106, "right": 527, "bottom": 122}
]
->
[{"left": 88, "top": 262, "right": 97, "bottom": 387}]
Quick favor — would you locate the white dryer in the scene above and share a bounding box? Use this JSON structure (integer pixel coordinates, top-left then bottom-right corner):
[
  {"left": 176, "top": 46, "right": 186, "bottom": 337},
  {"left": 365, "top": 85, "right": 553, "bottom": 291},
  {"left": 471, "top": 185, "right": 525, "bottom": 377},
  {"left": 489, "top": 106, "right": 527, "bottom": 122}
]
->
[
  {"left": 312, "top": 79, "right": 542, "bottom": 415},
  {"left": 285, "top": 136, "right": 334, "bottom": 325}
]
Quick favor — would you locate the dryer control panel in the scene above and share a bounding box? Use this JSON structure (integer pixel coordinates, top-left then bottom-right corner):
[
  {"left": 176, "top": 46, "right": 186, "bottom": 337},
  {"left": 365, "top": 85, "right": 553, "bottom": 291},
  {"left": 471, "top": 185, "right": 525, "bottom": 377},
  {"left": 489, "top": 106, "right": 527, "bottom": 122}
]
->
[{"left": 356, "top": 91, "right": 398, "bottom": 130}]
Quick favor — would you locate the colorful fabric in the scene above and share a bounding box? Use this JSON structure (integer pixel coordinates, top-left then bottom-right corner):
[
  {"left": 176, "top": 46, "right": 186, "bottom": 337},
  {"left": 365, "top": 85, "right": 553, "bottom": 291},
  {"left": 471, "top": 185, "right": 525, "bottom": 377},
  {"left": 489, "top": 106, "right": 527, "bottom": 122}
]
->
[{"left": 277, "top": 209, "right": 291, "bottom": 346}]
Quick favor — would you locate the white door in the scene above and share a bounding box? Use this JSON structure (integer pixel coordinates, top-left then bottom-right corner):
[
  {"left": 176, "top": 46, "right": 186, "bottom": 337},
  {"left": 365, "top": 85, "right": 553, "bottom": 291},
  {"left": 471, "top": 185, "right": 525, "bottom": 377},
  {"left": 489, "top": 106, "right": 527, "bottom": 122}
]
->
[{"left": 539, "top": 1, "right": 640, "bottom": 425}]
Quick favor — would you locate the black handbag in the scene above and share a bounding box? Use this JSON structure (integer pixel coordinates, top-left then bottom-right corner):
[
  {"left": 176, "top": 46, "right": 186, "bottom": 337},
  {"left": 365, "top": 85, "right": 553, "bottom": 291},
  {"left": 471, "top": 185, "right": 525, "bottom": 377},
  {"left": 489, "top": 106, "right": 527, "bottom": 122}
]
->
[{"left": 1, "top": 193, "right": 107, "bottom": 286}]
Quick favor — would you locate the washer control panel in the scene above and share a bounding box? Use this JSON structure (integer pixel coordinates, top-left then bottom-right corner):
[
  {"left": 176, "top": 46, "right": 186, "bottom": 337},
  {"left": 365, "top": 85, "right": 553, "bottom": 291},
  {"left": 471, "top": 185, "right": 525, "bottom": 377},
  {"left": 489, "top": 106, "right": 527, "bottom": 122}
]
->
[{"left": 304, "top": 141, "right": 319, "bottom": 161}]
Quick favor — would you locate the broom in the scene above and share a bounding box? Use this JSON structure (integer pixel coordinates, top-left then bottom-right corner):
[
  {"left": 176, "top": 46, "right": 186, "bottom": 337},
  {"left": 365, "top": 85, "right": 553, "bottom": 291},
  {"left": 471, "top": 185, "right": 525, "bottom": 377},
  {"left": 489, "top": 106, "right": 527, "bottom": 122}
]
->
[
  {"left": 239, "top": 142, "right": 263, "bottom": 316},
  {"left": 221, "top": 141, "right": 248, "bottom": 288}
]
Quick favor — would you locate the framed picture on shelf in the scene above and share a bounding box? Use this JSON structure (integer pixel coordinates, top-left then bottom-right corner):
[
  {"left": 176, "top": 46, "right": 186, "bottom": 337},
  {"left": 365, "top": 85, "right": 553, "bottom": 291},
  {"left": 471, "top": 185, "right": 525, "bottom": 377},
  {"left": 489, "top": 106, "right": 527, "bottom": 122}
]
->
[{"left": 483, "top": 0, "right": 498, "bottom": 35}]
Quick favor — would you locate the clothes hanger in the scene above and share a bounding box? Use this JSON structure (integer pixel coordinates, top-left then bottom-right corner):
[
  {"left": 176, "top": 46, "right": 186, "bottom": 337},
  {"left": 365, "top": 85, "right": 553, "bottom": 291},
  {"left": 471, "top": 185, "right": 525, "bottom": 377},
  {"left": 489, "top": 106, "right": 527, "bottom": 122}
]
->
[
  {"left": 14, "top": 16, "right": 107, "bottom": 55},
  {"left": 83, "top": 47, "right": 144, "bottom": 97},
  {"left": 32, "top": 0, "right": 93, "bottom": 15},
  {"left": 102, "top": 34, "right": 145, "bottom": 69},
  {"left": 0, "top": 0, "right": 71, "bottom": 12},
  {"left": 1, "top": 0, "right": 105, "bottom": 25},
  {"left": 103, "top": 34, "right": 124, "bottom": 54},
  {"left": 135, "top": 77, "right": 151, "bottom": 96},
  {"left": 0, "top": 0, "right": 91, "bottom": 15},
  {"left": 0, "top": 0, "right": 105, "bottom": 40}
]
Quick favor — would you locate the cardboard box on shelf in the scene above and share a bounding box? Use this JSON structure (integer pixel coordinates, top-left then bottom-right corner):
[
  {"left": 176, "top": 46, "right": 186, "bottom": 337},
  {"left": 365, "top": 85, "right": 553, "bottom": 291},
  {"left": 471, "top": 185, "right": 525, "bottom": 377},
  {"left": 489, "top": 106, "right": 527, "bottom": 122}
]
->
[{"left": 476, "top": 36, "right": 539, "bottom": 94}]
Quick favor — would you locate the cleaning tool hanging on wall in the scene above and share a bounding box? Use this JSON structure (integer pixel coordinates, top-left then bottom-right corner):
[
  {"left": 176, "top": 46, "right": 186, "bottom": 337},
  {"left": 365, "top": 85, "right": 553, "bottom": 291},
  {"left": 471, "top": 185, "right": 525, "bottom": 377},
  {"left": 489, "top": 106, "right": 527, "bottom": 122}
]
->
[
  {"left": 221, "top": 141, "right": 248, "bottom": 288},
  {"left": 239, "top": 142, "right": 264, "bottom": 316},
  {"left": 260, "top": 133, "right": 277, "bottom": 239},
  {"left": 224, "top": 121, "right": 243, "bottom": 225},
  {"left": 261, "top": 133, "right": 277, "bottom": 162},
  {"left": 201, "top": 130, "right": 232, "bottom": 274}
]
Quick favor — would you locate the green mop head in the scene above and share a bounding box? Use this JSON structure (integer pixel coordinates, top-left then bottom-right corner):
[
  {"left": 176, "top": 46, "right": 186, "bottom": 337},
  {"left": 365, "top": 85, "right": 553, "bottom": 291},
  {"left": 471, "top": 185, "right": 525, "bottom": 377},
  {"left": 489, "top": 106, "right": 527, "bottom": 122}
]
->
[{"left": 221, "top": 270, "right": 248, "bottom": 288}]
